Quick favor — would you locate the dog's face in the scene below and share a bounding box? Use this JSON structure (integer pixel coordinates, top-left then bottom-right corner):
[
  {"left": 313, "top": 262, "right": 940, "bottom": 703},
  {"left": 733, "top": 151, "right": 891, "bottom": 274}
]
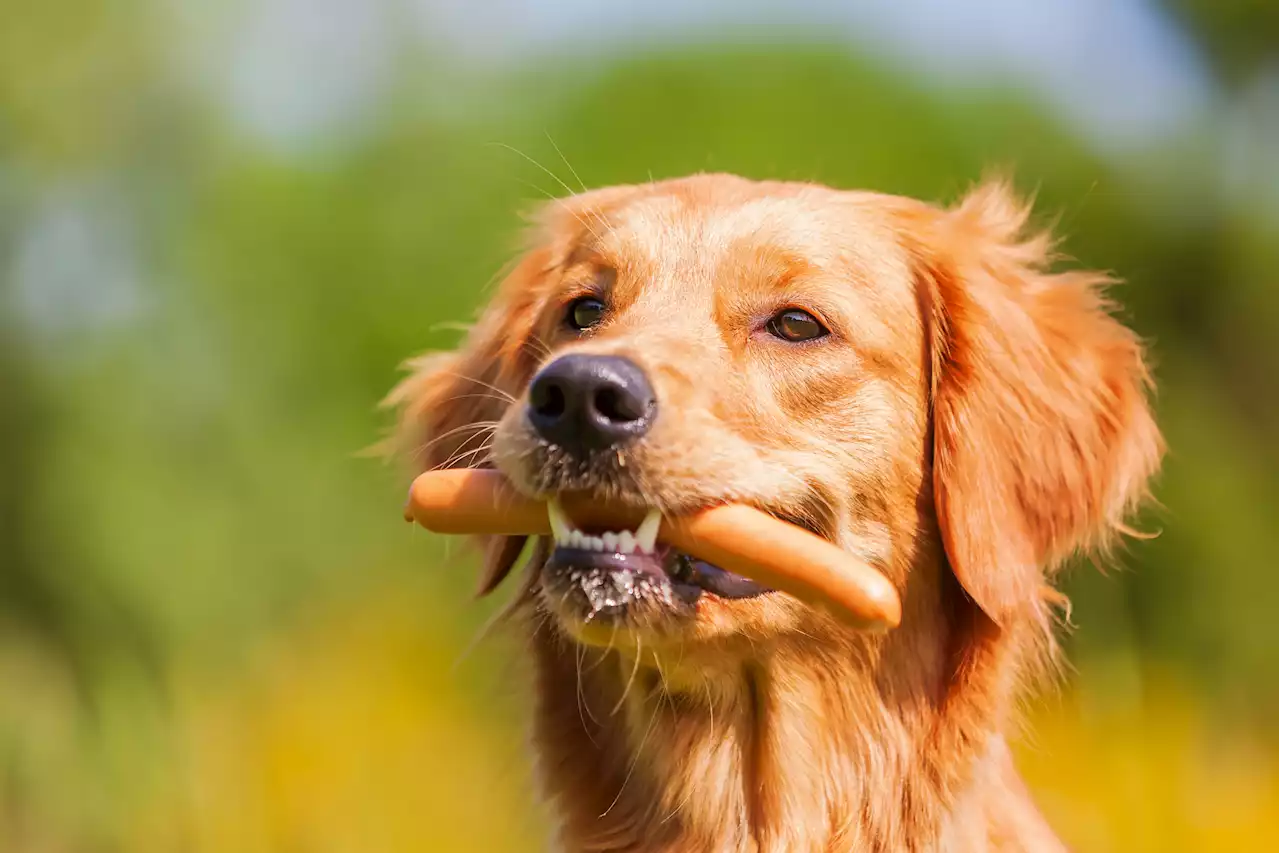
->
[
  {"left": 488, "top": 181, "right": 928, "bottom": 648},
  {"left": 392, "top": 175, "right": 1160, "bottom": 661}
]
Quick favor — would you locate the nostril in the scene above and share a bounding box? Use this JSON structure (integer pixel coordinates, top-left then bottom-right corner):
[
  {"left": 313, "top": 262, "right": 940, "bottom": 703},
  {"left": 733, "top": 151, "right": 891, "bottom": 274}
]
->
[
  {"left": 531, "top": 381, "right": 566, "bottom": 418},
  {"left": 593, "top": 385, "right": 645, "bottom": 423}
]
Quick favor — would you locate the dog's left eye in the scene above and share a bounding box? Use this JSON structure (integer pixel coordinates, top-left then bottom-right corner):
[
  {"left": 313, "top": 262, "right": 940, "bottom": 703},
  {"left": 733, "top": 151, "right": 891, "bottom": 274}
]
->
[
  {"left": 766, "top": 309, "right": 828, "bottom": 342},
  {"left": 566, "top": 297, "right": 606, "bottom": 331}
]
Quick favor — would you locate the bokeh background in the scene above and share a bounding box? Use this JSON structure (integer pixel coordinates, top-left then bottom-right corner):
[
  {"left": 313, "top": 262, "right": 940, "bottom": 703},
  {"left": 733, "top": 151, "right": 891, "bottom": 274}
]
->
[{"left": 1, "top": 1, "right": 1276, "bottom": 850}]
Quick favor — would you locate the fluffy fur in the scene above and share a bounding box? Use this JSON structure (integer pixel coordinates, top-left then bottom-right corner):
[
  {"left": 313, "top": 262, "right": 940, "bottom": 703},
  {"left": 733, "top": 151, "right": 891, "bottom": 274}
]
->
[{"left": 387, "top": 174, "right": 1162, "bottom": 852}]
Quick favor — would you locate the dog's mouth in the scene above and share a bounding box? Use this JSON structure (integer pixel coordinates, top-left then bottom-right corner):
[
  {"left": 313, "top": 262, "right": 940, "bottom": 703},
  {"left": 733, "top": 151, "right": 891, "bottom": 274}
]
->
[{"left": 540, "top": 498, "right": 771, "bottom": 623}]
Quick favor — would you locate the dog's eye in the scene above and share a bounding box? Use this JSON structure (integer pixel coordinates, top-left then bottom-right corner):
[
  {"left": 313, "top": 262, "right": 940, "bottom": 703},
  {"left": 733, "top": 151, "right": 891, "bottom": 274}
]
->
[
  {"left": 566, "top": 297, "right": 606, "bottom": 331},
  {"left": 766, "top": 309, "right": 828, "bottom": 342}
]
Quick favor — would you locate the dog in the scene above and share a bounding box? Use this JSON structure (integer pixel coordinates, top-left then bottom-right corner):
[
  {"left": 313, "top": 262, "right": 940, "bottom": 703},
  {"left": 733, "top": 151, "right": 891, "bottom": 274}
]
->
[{"left": 388, "top": 174, "right": 1162, "bottom": 852}]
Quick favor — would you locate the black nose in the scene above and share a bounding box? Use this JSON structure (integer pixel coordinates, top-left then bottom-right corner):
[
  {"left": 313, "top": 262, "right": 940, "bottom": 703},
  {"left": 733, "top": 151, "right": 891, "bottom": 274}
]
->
[{"left": 527, "top": 355, "right": 656, "bottom": 453}]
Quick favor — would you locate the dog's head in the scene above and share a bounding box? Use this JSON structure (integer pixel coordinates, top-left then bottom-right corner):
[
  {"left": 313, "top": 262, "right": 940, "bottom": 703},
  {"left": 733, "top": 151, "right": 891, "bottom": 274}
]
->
[{"left": 390, "top": 175, "right": 1161, "bottom": 657}]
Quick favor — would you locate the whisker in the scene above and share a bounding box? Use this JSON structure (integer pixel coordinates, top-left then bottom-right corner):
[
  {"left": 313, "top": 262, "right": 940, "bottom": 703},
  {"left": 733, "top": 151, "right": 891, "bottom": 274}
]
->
[
  {"left": 510, "top": 175, "right": 604, "bottom": 243},
  {"left": 494, "top": 147, "right": 604, "bottom": 240},
  {"left": 575, "top": 637, "right": 601, "bottom": 744},
  {"left": 510, "top": 175, "right": 564, "bottom": 205},
  {"left": 491, "top": 142, "right": 578, "bottom": 201},
  {"left": 413, "top": 421, "right": 499, "bottom": 458},
  {"left": 546, "top": 131, "right": 588, "bottom": 193},
  {"left": 652, "top": 653, "right": 683, "bottom": 747},
  {"left": 427, "top": 320, "right": 474, "bottom": 335},
  {"left": 435, "top": 373, "right": 517, "bottom": 402},
  {"left": 601, "top": 636, "right": 658, "bottom": 819},
  {"left": 433, "top": 392, "right": 518, "bottom": 406},
  {"left": 521, "top": 336, "right": 553, "bottom": 363},
  {"left": 432, "top": 447, "right": 488, "bottom": 474},
  {"left": 582, "top": 619, "right": 619, "bottom": 676},
  {"left": 661, "top": 670, "right": 709, "bottom": 824},
  {"left": 435, "top": 438, "right": 495, "bottom": 472},
  {"left": 651, "top": 650, "right": 680, "bottom": 723},
  {"left": 479, "top": 248, "right": 529, "bottom": 298},
  {"left": 704, "top": 673, "right": 715, "bottom": 738},
  {"left": 659, "top": 637, "right": 695, "bottom": 821},
  {"left": 611, "top": 635, "right": 643, "bottom": 717}
]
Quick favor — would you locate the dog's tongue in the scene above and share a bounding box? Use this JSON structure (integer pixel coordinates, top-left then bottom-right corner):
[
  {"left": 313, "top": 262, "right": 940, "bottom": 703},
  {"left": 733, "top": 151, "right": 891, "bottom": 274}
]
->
[{"left": 672, "top": 556, "right": 770, "bottom": 599}]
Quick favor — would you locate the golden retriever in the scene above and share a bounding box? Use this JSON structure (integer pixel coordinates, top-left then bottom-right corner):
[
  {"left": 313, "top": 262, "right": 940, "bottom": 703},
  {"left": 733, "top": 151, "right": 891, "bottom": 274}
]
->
[{"left": 389, "top": 174, "right": 1162, "bottom": 852}]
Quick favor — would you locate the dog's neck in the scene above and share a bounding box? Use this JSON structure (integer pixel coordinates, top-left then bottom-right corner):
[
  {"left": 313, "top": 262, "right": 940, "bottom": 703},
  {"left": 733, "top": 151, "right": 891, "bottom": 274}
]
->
[{"left": 524, "top": 572, "right": 1061, "bottom": 853}]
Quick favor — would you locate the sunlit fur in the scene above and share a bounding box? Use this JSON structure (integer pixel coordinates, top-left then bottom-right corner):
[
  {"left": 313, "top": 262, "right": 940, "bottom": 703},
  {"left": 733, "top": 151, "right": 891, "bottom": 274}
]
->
[{"left": 387, "top": 174, "right": 1162, "bottom": 852}]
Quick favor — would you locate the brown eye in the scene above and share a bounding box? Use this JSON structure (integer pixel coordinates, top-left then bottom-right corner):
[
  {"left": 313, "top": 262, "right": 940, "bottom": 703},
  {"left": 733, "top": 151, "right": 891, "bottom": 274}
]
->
[
  {"left": 567, "top": 297, "right": 606, "bottom": 331},
  {"left": 767, "top": 309, "right": 828, "bottom": 342}
]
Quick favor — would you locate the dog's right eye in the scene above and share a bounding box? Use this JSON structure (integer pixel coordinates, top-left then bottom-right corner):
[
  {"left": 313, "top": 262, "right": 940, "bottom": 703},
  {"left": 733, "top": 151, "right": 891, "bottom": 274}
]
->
[
  {"left": 766, "top": 308, "right": 828, "bottom": 342},
  {"left": 566, "top": 297, "right": 606, "bottom": 331}
]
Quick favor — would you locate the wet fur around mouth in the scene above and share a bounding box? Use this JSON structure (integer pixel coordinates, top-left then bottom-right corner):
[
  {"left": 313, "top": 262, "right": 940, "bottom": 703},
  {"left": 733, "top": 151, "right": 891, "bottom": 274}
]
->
[
  {"left": 540, "top": 547, "right": 703, "bottom": 623},
  {"left": 539, "top": 539, "right": 772, "bottom": 630}
]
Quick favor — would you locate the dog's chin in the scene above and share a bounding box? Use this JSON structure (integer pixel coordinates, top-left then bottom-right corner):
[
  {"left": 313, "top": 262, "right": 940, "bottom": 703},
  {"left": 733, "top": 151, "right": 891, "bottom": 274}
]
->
[
  {"left": 538, "top": 542, "right": 772, "bottom": 647},
  {"left": 539, "top": 545, "right": 699, "bottom": 644}
]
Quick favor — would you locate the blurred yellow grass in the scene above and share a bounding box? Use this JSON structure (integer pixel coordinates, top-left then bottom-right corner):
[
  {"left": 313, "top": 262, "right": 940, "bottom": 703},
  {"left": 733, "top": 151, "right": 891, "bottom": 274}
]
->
[
  {"left": 1017, "top": 679, "right": 1278, "bottom": 852},
  {"left": 128, "top": 591, "right": 1275, "bottom": 853},
  {"left": 1, "top": 587, "right": 1272, "bottom": 851},
  {"left": 166, "top": 591, "right": 549, "bottom": 853}
]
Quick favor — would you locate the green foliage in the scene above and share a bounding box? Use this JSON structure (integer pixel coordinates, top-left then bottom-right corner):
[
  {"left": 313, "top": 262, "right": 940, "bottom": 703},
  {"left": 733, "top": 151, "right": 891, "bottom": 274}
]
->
[{"left": 1161, "top": 0, "right": 1278, "bottom": 84}]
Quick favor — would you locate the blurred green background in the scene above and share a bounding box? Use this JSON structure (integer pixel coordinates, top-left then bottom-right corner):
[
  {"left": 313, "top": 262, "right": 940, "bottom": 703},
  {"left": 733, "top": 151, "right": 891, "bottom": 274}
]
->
[{"left": 1, "top": 1, "right": 1275, "bottom": 850}]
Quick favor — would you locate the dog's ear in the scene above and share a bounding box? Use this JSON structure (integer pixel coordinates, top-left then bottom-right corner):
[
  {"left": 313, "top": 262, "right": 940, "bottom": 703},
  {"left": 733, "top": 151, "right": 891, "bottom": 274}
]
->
[
  {"left": 384, "top": 245, "right": 552, "bottom": 595},
  {"left": 913, "top": 181, "right": 1163, "bottom": 628}
]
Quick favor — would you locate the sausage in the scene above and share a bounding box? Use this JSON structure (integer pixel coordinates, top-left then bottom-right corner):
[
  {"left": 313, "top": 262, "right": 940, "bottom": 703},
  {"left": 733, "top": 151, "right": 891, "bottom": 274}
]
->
[{"left": 404, "top": 469, "right": 902, "bottom": 630}]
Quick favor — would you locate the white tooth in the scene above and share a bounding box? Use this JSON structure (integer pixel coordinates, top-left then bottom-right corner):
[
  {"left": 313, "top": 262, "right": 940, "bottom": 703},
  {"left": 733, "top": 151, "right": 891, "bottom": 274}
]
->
[
  {"left": 635, "top": 509, "right": 661, "bottom": 554},
  {"left": 547, "top": 499, "right": 571, "bottom": 545},
  {"left": 589, "top": 536, "right": 605, "bottom": 552},
  {"left": 602, "top": 532, "right": 619, "bottom": 551},
  {"left": 618, "top": 531, "right": 636, "bottom": 553},
  {"left": 570, "top": 530, "right": 584, "bottom": 549}
]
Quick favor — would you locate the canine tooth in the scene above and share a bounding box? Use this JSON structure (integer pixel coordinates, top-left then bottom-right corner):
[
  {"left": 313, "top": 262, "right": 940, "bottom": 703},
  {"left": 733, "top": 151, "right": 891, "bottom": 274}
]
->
[
  {"left": 602, "top": 532, "right": 619, "bottom": 551},
  {"left": 569, "top": 530, "right": 584, "bottom": 549},
  {"left": 635, "top": 509, "right": 661, "bottom": 554},
  {"left": 547, "top": 499, "right": 571, "bottom": 545},
  {"left": 618, "top": 531, "right": 636, "bottom": 553}
]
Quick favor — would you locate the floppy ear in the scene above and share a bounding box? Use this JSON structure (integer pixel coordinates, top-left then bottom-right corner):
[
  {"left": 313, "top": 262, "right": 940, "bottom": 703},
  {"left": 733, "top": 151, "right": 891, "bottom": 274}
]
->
[
  {"left": 385, "top": 246, "right": 552, "bottom": 595},
  {"left": 915, "top": 181, "right": 1163, "bottom": 629}
]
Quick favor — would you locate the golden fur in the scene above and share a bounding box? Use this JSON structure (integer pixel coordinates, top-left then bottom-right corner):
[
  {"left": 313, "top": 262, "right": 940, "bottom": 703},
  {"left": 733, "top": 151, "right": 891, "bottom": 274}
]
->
[{"left": 388, "top": 174, "right": 1162, "bottom": 852}]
